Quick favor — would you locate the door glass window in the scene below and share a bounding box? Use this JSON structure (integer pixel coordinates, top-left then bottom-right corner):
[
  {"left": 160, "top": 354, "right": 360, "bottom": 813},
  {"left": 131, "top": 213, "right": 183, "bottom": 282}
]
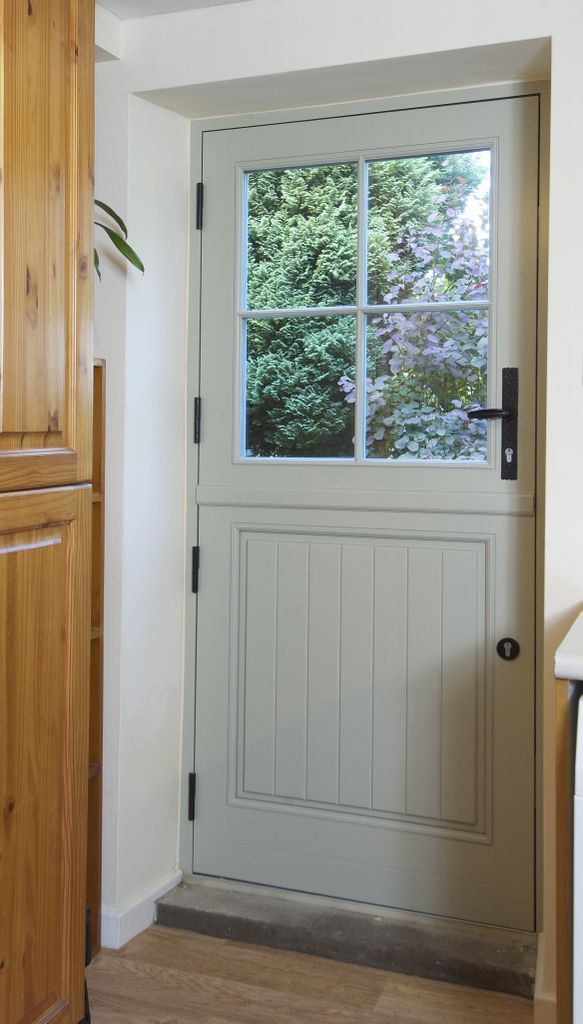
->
[
  {"left": 246, "top": 164, "right": 358, "bottom": 310},
  {"left": 365, "top": 311, "right": 488, "bottom": 460},
  {"left": 242, "top": 149, "right": 491, "bottom": 462},
  {"left": 366, "top": 153, "right": 490, "bottom": 305},
  {"left": 245, "top": 315, "right": 356, "bottom": 458}
]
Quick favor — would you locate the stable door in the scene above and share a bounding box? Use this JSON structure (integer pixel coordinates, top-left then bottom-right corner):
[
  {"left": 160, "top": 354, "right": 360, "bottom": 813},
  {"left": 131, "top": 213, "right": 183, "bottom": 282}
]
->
[{"left": 194, "top": 95, "right": 538, "bottom": 929}]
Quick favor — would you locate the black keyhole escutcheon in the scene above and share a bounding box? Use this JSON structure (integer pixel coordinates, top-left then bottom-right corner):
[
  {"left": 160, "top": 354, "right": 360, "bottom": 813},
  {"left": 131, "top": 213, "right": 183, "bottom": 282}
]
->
[{"left": 497, "top": 637, "right": 520, "bottom": 661}]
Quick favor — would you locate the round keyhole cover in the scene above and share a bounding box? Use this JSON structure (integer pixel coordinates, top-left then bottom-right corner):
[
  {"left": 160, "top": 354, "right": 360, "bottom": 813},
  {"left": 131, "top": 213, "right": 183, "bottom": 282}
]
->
[{"left": 496, "top": 637, "right": 520, "bottom": 661}]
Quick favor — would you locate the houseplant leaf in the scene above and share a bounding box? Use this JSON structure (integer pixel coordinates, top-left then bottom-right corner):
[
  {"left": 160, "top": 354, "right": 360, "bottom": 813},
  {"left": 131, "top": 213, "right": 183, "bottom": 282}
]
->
[
  {"left": 95, "top": 222, "right": 145, "bottom": 274},
  {"left": 95, "top": 199, "right": 128, "bottom": 239}
]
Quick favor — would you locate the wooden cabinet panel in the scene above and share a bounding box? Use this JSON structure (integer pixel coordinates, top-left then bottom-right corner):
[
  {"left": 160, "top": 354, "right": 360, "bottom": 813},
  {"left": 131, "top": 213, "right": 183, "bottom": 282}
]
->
[
  {"left": 0, "top": 0, "right": 94, "bottom": 491},
  {"left": 0, "top": 485, "right": 91, "bottom": 1024},
  {"left": 87, "top": 360, "right": 105, "bottom": 956}
]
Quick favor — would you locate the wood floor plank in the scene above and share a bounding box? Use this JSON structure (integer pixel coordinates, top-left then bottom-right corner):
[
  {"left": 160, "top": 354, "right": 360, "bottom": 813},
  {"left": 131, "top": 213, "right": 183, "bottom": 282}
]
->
[
  {"left": 88, "top": 1011, "right": 209, "bottom": 1024},
  {"left": 116, "top": 925, "right": 388, "bottom": 1008},
  {"left": 88, "top": 955, "right": 388, "bottom": 1024},
  {"left": 374, "top": 973, "right": 533, "bottom": 1023},
  {"left": 86, "top": 926, "right": 534, "bottom": 1024}
]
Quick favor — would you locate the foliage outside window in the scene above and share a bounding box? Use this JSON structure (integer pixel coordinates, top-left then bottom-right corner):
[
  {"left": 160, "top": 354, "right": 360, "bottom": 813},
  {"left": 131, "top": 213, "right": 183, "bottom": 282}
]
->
[{"left": 245, "top": 152, "right": 489, "bottom": 461}]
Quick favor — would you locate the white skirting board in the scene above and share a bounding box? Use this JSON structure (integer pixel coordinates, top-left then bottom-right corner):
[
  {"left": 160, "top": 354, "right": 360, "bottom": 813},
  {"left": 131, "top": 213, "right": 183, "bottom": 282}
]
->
[{"left": 101, "top": 868, "right": 183, "bottom": 950}]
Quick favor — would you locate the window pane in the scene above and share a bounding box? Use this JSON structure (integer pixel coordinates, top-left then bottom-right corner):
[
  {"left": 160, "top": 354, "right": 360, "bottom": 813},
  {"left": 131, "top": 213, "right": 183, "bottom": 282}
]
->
[
  {"left": 244, "top": 316, "right": 356, "bottom": 459},
  {"left": 363, "top": 311, "right": 488, "bottom": 461},
  {"left": 367, "top": 151, "right": 490, "bottom": 306},
  {"left": 246, "top": 164, "right": 358, "bottom": 310}
]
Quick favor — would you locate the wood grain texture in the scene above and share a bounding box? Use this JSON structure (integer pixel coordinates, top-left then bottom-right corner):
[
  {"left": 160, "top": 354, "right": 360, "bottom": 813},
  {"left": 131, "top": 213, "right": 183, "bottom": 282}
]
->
[
  {"left": 86, "top": 926, "right": 533, "bottom": 1024},
  {"left": 87, "top": 360, "right": 105, "bottom": 957},
  {"left": 556, "top": 680, "right": 572, "bottom": 1024},
  {"left": 0, "top": 485, "right": 91, "bottom": 1024},
  {"left": 0, "top": 0, "right": 94, "bottom": 492}
]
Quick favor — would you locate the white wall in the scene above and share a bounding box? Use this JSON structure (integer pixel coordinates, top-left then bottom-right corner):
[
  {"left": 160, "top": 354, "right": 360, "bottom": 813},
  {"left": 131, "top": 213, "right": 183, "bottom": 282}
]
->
[
  {"left": 121, "top": 0, "right": 553, "bottom": 93},
  {"left": 96, "top": 1, "right": 583, "bottom": 1015},
  {"left": 94, "top": 58, "right": 189, "bottom": 942},
  {"left": 94, "top": 56, "right": 130, "bottom": 924}
]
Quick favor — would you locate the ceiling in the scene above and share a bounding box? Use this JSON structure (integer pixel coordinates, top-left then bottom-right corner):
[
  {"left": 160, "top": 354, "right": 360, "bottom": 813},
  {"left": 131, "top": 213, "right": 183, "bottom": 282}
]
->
[{"left": 97, "top": 0, "right": 249, "bottom": 19}]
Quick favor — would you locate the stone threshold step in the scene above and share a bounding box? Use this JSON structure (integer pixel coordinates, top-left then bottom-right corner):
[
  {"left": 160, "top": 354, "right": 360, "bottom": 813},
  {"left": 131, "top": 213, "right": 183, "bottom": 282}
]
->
[{"left": 156, "top": 876, "right": 537, "bottom": 999}]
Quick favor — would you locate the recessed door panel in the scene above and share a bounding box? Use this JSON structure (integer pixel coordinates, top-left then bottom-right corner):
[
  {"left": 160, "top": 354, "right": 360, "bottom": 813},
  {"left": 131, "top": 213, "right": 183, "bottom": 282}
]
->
[{"left": 234, "top": 529, "right": 485, "bottom": 832}]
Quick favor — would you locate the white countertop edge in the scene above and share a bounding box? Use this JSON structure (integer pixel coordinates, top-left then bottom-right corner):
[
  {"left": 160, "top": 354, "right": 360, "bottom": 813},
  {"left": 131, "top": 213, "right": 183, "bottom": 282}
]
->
[{"left": 555, "top": 611, "right": 583, "bottom": 682}]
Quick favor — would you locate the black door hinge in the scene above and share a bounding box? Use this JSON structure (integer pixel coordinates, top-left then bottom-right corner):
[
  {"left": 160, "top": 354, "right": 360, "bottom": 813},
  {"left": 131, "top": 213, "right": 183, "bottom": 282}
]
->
[
  {"left": 196, "top": 183, "right": 204, "bottom": 230},
  {"left": 188, "top": 772, "right": 197, "bottom": 821},
  {"left": 191, "top": 546, "right": 200, "bottom": 594},
  {"left": 194, "top": 397, "right": 201, "bottom": 444}
]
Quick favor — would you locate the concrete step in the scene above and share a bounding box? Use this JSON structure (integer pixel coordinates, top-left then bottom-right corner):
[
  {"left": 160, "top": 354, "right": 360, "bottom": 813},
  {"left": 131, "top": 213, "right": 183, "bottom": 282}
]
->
[{"left": 156, "top": 876, "right": 537, "bottom": 998}]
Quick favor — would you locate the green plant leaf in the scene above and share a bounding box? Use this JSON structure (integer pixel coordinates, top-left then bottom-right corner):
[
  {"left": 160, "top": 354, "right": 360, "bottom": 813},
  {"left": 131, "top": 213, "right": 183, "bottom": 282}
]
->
[
  {"left": 94, "top": 247, "right": 102, "bottom": 282},
  {"left": 95, "top": 199, "right": 128, "bottom": 239},
  {"left": 95, "top": 222, "right": 145, "bottom": 274}
]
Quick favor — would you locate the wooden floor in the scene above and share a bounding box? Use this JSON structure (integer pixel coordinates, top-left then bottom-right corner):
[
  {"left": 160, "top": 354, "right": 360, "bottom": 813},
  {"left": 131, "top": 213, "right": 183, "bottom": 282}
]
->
[{"left": 86, "top": 925, "right": 534, "bottom": 1024}]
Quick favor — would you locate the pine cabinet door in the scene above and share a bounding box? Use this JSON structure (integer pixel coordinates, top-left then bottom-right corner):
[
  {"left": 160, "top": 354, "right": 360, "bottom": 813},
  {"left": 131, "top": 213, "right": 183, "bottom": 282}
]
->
[
  {"left": 0, "top": 0, "right": 94, "bottom": 491},
  {"left": 0, "top": 485, "right": 91, "bottom": 1024}
]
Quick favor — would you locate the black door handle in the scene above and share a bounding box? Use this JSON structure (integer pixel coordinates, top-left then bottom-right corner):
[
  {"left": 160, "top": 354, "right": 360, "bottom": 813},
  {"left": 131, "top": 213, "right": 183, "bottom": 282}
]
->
[
  {"left": 468, "top": 369, "right": 518, "bottom": 480},
  {"left": 467, "top": 407, "right": 516, "bottom": 421}
]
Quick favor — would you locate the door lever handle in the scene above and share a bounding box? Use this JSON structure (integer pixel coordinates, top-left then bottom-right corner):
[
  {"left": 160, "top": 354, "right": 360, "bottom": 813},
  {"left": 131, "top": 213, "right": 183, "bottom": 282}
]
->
[
  {"left": 472, "top": 369, "right": 519, "bottom": 480},
  {"left": 467, "top": 407, "right": 515, "bottom": 421}
]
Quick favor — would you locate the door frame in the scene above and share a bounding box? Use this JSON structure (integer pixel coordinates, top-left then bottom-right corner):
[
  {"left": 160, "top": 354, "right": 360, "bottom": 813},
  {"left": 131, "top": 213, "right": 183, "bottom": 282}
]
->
[{"left": 180, "top": 79, "right": 550, "bottom": 932}]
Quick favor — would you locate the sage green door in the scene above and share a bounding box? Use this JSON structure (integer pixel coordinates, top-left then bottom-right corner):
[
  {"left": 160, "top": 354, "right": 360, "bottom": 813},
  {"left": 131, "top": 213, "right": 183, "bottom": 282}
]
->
[{"left": 194, "top": 95, "right": 538, "bottom": 929}]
